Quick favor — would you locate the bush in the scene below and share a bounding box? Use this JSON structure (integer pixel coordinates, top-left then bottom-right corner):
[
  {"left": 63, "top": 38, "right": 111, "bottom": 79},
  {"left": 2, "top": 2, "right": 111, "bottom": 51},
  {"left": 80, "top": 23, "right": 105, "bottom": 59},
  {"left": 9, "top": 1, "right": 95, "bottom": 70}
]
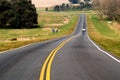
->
[{"left": 0, "top": 0, "right": 38, "bottom": 29}]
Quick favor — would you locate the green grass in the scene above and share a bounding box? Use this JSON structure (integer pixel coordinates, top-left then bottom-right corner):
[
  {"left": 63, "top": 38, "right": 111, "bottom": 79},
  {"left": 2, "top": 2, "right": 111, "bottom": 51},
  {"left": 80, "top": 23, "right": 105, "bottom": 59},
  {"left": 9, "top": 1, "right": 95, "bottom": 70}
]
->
[
  {"left": 0, "top": 28, "right": 49, "bottom": 39},
  {"left": 0, "top": 10, "right": 96, "bottom": 52},
  {"left": 88, "top": 14, "right": 120, "bottom": 57},
  {"left": 91, "top": 15, "right": 117, "bottom": 37},
  {"left": 0, "top": 10, "right": 80, "bottom": 52},
  {"left": 37, "top": 11, "right": 81, "bottom": 26}
]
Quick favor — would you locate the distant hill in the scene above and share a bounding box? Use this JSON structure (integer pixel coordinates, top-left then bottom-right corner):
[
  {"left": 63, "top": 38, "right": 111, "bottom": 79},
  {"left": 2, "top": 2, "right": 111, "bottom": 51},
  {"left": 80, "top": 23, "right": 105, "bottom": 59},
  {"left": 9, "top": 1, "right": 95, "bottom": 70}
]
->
[{"left": 32, "top": 0, "right": 70, "bottom": 7}]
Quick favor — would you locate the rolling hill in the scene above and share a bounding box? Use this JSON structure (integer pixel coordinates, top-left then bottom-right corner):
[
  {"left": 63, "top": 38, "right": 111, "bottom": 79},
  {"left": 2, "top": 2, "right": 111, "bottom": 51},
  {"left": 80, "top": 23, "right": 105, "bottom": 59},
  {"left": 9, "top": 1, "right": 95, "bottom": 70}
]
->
[{"left": 32, "top": 0, "right": 70, "bottom": 7}]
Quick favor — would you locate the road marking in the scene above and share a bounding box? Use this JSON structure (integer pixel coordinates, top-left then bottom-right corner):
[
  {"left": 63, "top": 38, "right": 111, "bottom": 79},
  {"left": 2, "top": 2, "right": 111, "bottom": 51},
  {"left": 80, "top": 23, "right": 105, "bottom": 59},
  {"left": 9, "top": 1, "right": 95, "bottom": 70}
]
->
[
  {"left": 0, "top": 43, "right": 35, "bottom": 54},
  {"left": 39, "top": 36, "right": 75, "bottom": 80},
  {"left": 86, "top": 31, "right": 120, "bottom": 63},
  {"left": 83, "top": 13, "right": 120, "bottom": 63}
]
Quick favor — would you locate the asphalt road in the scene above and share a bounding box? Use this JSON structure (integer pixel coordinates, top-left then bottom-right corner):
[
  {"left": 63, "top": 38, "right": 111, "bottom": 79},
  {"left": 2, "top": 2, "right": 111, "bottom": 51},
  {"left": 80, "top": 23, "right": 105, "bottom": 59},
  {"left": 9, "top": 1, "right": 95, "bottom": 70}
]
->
[{"left": 0, "top": 14, "right": 120, "bottom": 80}]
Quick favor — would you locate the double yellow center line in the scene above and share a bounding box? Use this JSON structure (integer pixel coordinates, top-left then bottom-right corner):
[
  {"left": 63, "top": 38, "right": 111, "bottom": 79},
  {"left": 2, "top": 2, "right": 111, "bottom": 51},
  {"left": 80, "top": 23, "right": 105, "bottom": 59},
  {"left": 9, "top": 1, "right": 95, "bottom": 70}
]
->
[{"left": 39, "top": 36, "right": 75, "bottom": 80}]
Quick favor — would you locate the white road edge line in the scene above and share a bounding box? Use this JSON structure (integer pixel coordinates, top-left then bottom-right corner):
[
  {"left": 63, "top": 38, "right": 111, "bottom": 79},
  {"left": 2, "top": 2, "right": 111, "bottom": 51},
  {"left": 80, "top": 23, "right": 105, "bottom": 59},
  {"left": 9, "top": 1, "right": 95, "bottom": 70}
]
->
[
  {"left": 87, "top": 34, "right": 120, "bottom": 63},
  {"left": 0, "top": 35, "right": 67, "bottom": 54},
  {"left": 85, "top": 14, "right": 120, "bottom": 63},
  {"left": 0, "top": 43, "right": 35, "bottom": 54}
]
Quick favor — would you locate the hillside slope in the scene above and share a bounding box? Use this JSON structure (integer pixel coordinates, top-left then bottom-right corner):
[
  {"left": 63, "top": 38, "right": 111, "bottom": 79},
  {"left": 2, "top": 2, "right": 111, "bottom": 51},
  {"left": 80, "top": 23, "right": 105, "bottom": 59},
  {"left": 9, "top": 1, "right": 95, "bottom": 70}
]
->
[{"left": 32, "top": 0, "right": 70, "bottom": 7}]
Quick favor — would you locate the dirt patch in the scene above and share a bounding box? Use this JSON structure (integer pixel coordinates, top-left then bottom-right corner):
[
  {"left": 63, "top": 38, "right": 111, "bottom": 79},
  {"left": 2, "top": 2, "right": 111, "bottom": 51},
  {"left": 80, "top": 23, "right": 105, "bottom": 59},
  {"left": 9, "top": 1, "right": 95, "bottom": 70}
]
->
[
  {"left": 44, "top": 16, "right": 70, "bottom": 27},
  {"left": 45, "top": 24, "right": 63, "bottom": 27},
  {"left": 63, "top": 16, "right": 70, "bottom": 24},
  {"left": 113, "top": 23, "right": 120, "bottom": 30},
  {"left": 0, "top": 37, "right": 36, "bottom": 42},
  {"left": 17, "top": 37, "right": 35, "bottom": 41},
  {"left": 63, "top": 18, "right": 69, "bottom": 24},
  {"left": 42, "top": 28, "right": 51, "bottom": 31},
  {"left": 108, "top": 22, "right": 120, "bottom": 32}
]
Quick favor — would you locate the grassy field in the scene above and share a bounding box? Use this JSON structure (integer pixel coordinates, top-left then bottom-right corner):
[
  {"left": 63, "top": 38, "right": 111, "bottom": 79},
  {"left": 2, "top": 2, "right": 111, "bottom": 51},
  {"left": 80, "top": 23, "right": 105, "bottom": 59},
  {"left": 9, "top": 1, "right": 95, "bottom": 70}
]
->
[
  {"left": 87, "top": 14, "right": 120, "bottom": 58},
  {"left": 0, "top": 10, "right": 82, "bottom": 52}
]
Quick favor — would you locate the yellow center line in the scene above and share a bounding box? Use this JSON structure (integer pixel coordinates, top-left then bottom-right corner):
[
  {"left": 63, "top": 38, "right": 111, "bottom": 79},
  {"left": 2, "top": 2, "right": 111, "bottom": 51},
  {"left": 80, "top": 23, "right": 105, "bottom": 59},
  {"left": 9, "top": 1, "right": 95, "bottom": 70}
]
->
[{"left": 39, "top": 36, "right": 75, "bottom": 80}]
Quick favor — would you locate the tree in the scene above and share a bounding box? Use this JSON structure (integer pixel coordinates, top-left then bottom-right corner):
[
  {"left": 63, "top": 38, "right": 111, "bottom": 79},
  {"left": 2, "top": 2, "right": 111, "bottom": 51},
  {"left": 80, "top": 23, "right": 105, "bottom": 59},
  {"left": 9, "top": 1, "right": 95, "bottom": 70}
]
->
[
  {"left": 94, "top": 0, "right": 120, "bottom": 22},
  {"left": 45, "top": 8, "right": 48, "bottom": 11},
  {"left": 54, "top": 4, "right": 71, "bottom": 11},
  {"left": 0, "top": 0, "right": 38, "bottom": 29},
  {"left": 54, "top": 5, "right": 60, "bottom": 11},
  {"left": 93, "top": 0, "right": 108, "bottom": 20},
  {"left": 80, "top": 2, "right": 85, "bottom": 9},
  {"left": 0, "top": 0, "right": 11, "bottom": 13},
  {"left": 66, "top": 4, "right": 70, "bottom": 9},
  {"left": 106, "top": 0, "right": 120, "bottom": 21},
  {"left": 0, "top": 0, "right": 11, "bottom": 28},
  {"left": 61, "top": 3, "right": 66, "bottom": 11},
  {"left": 84, "top": 2, "right": 93, "bottom": 9}
]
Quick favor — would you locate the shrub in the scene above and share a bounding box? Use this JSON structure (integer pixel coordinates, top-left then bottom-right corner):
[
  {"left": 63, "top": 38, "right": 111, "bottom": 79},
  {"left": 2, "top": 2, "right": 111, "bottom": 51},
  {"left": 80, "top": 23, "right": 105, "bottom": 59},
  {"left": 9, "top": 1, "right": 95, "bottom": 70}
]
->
[{"left": 0, "top": 0, "right": 38, "bottom": 29}]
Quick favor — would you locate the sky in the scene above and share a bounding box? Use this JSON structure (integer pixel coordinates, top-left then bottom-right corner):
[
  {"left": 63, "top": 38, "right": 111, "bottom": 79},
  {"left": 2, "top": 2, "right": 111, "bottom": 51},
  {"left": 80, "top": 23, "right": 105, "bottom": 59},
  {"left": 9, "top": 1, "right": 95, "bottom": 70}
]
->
[{"left": 32, "top": 0, "right": 70, "bottom": 7}]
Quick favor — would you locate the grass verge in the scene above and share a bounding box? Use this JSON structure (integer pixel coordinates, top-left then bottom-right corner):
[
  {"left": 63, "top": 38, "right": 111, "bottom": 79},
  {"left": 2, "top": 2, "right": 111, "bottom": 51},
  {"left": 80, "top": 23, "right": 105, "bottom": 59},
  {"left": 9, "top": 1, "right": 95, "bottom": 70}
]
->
[
  {"left": 0, "top": 11, "right": 79, "bottom": 52},
  {"left": 87, "top": 14, "right": 120, "bottom": 58}
]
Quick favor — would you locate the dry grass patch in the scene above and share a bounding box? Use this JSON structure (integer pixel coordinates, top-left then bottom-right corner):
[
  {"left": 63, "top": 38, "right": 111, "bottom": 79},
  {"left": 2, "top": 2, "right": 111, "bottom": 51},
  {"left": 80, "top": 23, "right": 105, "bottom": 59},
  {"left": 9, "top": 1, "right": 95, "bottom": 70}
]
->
[
  {"left": 0, "top": 11, "right": 80, "bottom": 52},
  {"left": 108, "top": 23, "right": 120, "bottom": 34}
]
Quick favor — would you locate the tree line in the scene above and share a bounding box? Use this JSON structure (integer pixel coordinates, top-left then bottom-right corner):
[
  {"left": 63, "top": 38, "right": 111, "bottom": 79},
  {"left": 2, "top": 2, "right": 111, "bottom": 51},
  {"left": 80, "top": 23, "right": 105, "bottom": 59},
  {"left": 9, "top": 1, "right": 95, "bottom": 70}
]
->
[
  {"left": 0, "top": 0, "right": 38, "bottom": 29},
  {"left": 53, "top": 2, "right": 93, "bottom": 11},
  {"left": 93, "top": 0, "right": 120, "bottom": 23}
]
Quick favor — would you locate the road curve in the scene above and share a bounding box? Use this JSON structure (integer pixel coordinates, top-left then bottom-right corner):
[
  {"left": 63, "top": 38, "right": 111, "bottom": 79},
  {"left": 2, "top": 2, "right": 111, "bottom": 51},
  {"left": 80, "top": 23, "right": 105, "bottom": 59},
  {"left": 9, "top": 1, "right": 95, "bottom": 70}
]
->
[{"left": 0, "top": 15, "right": 120, "bottom": 80}]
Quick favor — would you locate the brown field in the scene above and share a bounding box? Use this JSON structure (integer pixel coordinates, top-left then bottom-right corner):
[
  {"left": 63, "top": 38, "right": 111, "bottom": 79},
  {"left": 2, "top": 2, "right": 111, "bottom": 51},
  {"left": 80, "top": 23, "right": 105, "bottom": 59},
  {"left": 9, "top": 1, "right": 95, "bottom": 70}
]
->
[{"left": 32, "top": 0, "right": 70, "bottom": 7}]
